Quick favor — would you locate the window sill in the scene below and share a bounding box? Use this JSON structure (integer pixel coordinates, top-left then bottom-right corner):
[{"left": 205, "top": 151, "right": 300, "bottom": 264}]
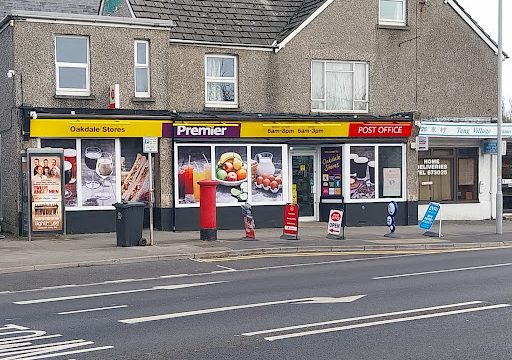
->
[
  {"left": 377, "top": 24, "right": 410, "bottom": 31},
  {"left": 54, "top": 94, "right": 95, "bottom": 100},
  {"left": 132, "top": 97, "right": 156, "bottom": 103},
  {"left": 203, "top": 106, "right": 241, "bottom": 112}
]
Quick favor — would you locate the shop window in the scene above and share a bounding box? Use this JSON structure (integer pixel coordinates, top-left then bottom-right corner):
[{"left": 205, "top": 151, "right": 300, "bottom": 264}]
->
[
  {"left": 40, "top": 138, "right": 152, "bottom": 209},
  {"left": 134, "top": 40, "right": 150, "bottom": 97},
  {"left": 311, "top": 60, "right": 368, "bottom": 113},
  {"left": 379, "top": 0, "right": 406, "bottom": 26},
  {"left": 346, "top": 144, "right": 405, "bottom": 202},
  {"left": 55, "top": 36, "right": 90, "bottom": 96},
  {"left": 205, "top": 55, "right": 238, "bottom": 108},
  {"left": 418, "top": 148, "right": 478, "bottom": 203},
  {"left": 175, "top": 144, "right": 286, "bottom": 207},
  {"left": 349, "top": 146, "right": 376, "bottom": 200},
  {"left": 379, "top": 146, "right": 402, "bottom": 198}
]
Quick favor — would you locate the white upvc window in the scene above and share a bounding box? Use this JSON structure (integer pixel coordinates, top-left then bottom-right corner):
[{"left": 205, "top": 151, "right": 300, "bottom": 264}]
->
[
  {"left": 311, "top": 60, "right": 369, "bottom": 113},
  {"left": 134, "top": 40, "right": 150, "bottom": 97},
  {"left": 379, "top": 0, "right": 406, "bottom": 26},
  {"left": 55, "top": 35, "right": 90, "bottom": 96},
  {"left": 205, "top": 54, "right": 238, "bottom": 108}
]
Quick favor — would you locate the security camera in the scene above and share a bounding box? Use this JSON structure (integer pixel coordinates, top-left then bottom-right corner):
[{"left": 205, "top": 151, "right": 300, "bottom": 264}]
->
[
  {"left": 29, "top": 111, "right": 37, "bottom": 119},
  {"left": 6, "top": 70, "right": 15, "bottom": 78}
]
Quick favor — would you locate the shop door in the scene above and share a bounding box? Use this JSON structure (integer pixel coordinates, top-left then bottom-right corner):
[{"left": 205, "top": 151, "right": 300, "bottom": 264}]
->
[{"left": 291, "top": 152, "right": 317, "bottom": 221}]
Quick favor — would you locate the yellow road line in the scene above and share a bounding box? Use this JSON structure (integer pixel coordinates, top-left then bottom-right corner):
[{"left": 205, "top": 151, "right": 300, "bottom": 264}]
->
[{"left": 197, "top": 246, "right": 507, "bottom": 262}]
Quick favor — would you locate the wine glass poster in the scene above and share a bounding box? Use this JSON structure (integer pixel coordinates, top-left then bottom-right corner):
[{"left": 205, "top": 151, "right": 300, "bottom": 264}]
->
[
  {"left": 81, "top": 139, "right": 116, "bottom": 206},
  {"left": 28, "top": 151, "right": 64, "bottom": 233}
]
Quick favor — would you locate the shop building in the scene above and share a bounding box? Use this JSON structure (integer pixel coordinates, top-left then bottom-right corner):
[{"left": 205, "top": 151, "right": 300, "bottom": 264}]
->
[
  {"left": 172, "top": 116, "right": 414, "bottom": 230},
  {"left": 0, "top": 0, "right": 503, "bottom": 234},
  {"left": 417, "top": 120, "right": 511, "bottom": 221}
]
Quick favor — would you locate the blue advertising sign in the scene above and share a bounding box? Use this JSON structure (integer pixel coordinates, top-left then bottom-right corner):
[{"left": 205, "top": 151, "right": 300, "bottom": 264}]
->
[
  {"left": 482, "top": 140, "right": 497, "bottom": 154},
  {"left": 419, "top": 202, "right": 441, "bottom": 230}
]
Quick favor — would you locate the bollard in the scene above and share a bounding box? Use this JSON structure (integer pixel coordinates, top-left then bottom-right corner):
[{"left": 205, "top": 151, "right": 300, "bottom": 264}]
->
[{"left": 198, "top": 180, "right": 219, "bottom": 241}]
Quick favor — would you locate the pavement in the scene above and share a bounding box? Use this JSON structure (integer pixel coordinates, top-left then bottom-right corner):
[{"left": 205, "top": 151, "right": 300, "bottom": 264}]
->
[{"left": 1, "top": 220, "right": 512, "bottom": 274}]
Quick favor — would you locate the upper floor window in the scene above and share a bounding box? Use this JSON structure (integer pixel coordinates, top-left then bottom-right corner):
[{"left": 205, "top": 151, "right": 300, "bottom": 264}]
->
[
  {"left": 134, "top": 40, "right": 150, "bottom": 97},
  {"left": 379, "top": 0, "right": 406, "bottom": 26},
  {"left": 55, "top": 36, "right": 90, "bottom": 96},
  {"left": 205, "top": 55, "right": 238, "bottom": 108},
  {"left": 311, "top": 60, "right": 368, "bottom": 113}
]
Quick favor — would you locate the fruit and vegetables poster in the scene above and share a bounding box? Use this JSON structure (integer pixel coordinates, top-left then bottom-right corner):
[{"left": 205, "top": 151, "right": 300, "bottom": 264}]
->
[
  {"left": 321, "top": 147, "right": 342, "bottom": 198},
  {"left": 177, "top": 146, "right": 212, "bottom": 204},
  {"left": 214, "top": 146, "right": 248, "bottom": 203},
  {"left": 251, "top": 146, "right": 284, "bottom": 203},
  {"left": 349, "top": 146, "right": 376, "bottom": 199}
]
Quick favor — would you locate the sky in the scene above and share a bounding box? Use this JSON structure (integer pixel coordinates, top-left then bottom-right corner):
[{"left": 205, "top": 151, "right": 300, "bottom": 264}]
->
[{"left": 455, "top": 0, "right": 512, "bottom": 108}]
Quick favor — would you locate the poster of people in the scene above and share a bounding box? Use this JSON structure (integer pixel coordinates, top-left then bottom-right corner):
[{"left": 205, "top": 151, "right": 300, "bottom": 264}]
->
[
  {"left": 81, "top": 139, "right": 116, "bottom": 206},
  {"left": 41, "top": 139, "right": 77, "bottom": 207},
  {"left": 321, "top": 147, "right": 342, "bottom": 198},
  {"left": 251, "top": 146, "right": 284, "bottom": 203},
  {"left": 349, "top": 146, "right": 376, "bottom": 199},
  {"left": 29, "top": 152, "right": 64, "bottom": 233}
]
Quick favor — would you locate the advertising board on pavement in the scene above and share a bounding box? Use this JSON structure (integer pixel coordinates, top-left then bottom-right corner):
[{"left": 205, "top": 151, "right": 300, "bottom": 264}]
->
[
  {"left": 326, "top": 209, "right": 344, "bottom": 239},
  {"left": 280, "top": 203, "right": 299, "bottom": 240}
]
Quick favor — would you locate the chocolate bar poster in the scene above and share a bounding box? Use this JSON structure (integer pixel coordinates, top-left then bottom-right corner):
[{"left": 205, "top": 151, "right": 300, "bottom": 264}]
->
[
  {"left": 321, "top": 147, "right": 342, "bottom": 198},
  {"left": 121, "top": 138, "right": 150, "bottom": 204}
]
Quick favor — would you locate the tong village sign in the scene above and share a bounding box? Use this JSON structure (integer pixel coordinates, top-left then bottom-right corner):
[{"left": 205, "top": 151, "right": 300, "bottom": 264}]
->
[{"left": 419, "top": 122, "right": 512, "bottom": 138}]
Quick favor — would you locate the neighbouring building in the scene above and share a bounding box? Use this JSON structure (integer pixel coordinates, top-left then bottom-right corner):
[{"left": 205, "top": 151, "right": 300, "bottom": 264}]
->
[{"left": 0, "top": 0, "right": 503, "bottom": 235}]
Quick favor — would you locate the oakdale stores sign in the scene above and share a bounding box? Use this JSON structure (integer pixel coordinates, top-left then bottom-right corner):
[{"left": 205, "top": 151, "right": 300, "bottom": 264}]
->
[{"left": 30, "top": 119, "right": 171, "bottom": 138}]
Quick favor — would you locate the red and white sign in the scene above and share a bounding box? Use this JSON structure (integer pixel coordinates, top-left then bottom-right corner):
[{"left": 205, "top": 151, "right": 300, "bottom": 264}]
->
[
  {"left": 109, "top": 84, "right": 120, "bottom": 109},
  {"left": 349, "top": 123, "right": 412, "bottom": 137},
  {"left": 327, "top": 209, "right": 344, "bottom": 236},
  {"left": 282, "top": 203, "right": 299, "bottom": 238}
]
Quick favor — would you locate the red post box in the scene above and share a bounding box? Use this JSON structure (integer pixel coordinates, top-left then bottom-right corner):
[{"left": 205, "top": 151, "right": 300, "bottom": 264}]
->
[{"left": 198, "top": 180, "right": 219, "bottom": 241}]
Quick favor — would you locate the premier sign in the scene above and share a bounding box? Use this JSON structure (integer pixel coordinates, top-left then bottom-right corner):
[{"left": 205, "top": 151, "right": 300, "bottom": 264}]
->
[{"left": 173, "top": 124, "right": 240, "bottom": 138}]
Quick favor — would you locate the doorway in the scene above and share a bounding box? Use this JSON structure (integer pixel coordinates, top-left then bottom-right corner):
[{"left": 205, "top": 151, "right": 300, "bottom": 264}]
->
[{"left": 290, "top": 150, "right": 318, "bottom": 221}]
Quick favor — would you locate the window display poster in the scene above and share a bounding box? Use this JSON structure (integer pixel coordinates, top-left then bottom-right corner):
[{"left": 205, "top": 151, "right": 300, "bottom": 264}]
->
[
  {"left": 214, "top": 146, "right": 248, "bottom": 203},
  {"left": 177, "top": 146, "right": 212, "bottom": 204},
  {"left": 321, "top": 147, "right": 342, "bottom": 197},
  {"left": 382, "top": 168, "right": 401, "bottom": 197},
  {"left": 350, "top": 146, "right": 375, "bottom": 199},
  {"left": 251, "top": 146, "right": 283, "bottom": 203},
  {"left": 120, "top": 138, "right": 150, "bottom": 204},
  {"left": 41, "top": 139, "right": 77, "bottom": 207},
  {"left": 81, "top": 139, "right": 116, "bottom": 206},
  {"left": 29, "top": 152, "right": 64, "bottom": 233}
]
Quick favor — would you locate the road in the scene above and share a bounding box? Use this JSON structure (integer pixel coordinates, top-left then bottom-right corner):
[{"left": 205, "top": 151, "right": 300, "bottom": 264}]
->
[{"left": 2, "top": 247, "right": 512, "bottom": 359}]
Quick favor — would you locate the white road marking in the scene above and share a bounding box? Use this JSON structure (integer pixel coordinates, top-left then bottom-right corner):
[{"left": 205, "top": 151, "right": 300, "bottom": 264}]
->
[
  {"left": 373, "top": 262, "right": 512, "bottom": 279},
  {"left": 57, "top": 305, "right": 128, "bottom": 315},
  {"left": 242, "top": 301, "right": 483, "bottom": 336},
  {"left": 14, "top": 281, "right": 227, "bottom": 305},
  {"left": 0, "top": 324, "right": 112, "bottom": 359},
  {"left": 215, "top": 265, "right": 236, "bottom": 271},
  {"left": 293, "top": 295, "right": 366, "bottom": 304},
  {"left": 0, "top": 253, "right": 424, "bottom": 295},
  {"left": 119, "top": 295, "right": 362, "bottom": 324},
  {"left": 264, "top": 304, "right": 511, "bottom": 341}
]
